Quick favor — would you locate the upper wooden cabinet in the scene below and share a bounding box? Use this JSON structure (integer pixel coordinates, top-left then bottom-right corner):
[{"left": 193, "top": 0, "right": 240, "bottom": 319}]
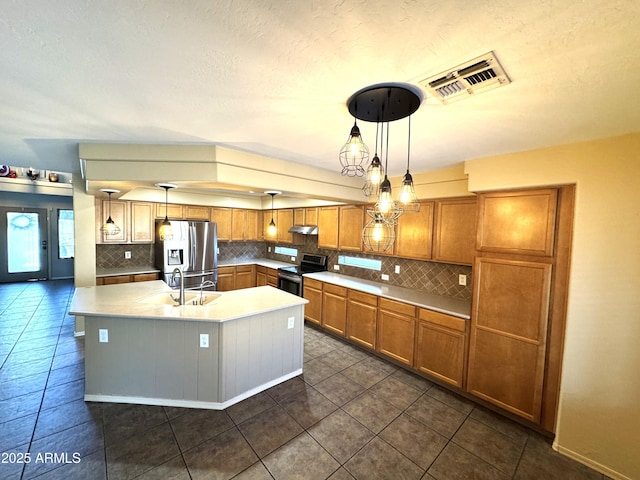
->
[
  {"left": 467, "top": 257, "right": 552, "bottom": 423},
  {"left": 130, "top": 202, "right": 154, "bottom": 243},
  {"left": 184, "top": 205, "right": 210, "bottom": 221},
  {"left": 155, "top": 203, "right": 184, "bottom": 220},
  {"left": 338, "top": 205, "right": 364, "bottom": 251},
  {"left": 318, "top": 206, "right": 339, "bottom": 249},
  {"left": 277, "top": 209, "right": 294, "bottom": 244},
  {"left": 210, "top": 207, "right": 232, "bottom": 241},
  {"left": 394, "top": 201, "right": 434, "bottom": 260},
  {"left": 231, "top": 209, "right": 259, "bottom": 241},
  {"left": 96, "top": 199, "right": 154, "bottom": 244},
  {"left": 433, "top": 197, "right": 477, "bottom": 265},
  {"left": 305, "top": 207, "right": 318, "bottom": 226},
  {"left": 477, "top": 188, "right": 558, "bottom": 257}
]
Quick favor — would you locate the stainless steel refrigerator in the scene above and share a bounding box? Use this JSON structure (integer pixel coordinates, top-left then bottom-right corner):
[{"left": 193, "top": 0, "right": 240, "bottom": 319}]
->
[{"left": 155, "top": 220, "right": 218, "bottom": 290}]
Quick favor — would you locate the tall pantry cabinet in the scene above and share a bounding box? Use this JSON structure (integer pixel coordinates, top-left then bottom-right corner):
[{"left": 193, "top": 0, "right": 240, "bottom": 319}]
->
[{"left": 467, "top": 186, "right": 574, "bottom": 431}]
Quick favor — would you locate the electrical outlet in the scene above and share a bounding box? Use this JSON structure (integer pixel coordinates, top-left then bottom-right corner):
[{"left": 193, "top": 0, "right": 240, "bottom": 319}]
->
[
  {"left": 395, "top": 265, "right": 401, "bottom": 274},
  {"left": 124, "top": 251, "right": 131, "bottom": 259},
  {"left": 291, "top": 256, "right": 296, "bottom": 262},
  {"left": 216, "top": 247, "right": 220, "bottom": 254},
  {"left": 99, "top": 329, "right": 108, "bottom": 343},
  {"left": 287, "top": 317, "right": 295, "bottom": 329},
  {"left": 381, "top": 273, "right": 389, "bottom": 281},
  {"left": 333, "top": 264, "right": 340, "bottom": 271},
  {"left": 199, "top": 333, "right": 209, "bottom": 348},
  {"left": 268, "top": 246, "right": 272, "bottom": 252},
  {"left": 458, "top": 274, "right": 467, "bottom": 286}
]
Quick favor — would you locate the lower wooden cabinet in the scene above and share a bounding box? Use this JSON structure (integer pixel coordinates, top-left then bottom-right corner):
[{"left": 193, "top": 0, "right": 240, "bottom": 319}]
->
[
  {"left": 376, "top": 298, "right": 416, "bottom": 366},
  {"left": 216, "top": 266, "right": 236, "bottom": 291},
  {"left": 235, "top": 265, "right": 256, "bottom": 290},
  {"left": 415, "top": 308, "right": 468, "bottom": 388},
  {"left": 96, "top": 272, "right": 159, "bottom": 285},
  {"left": 303, "top": 277, "right": 323, "bottom": 325},
  {"left": 467, "top": 257, "right": 552, "bottom": 423},
  {"left": 346, "top": 289, "right": 377, "bottom": 349},
  {"left": 266, "top": 268, "right": 278, "bottom": 288},
  {"left": 322, "top": 283, "right": 347, "bottom": 336},
  {"left": 256, "top": 266, "right": 267, "bottom": 286}
]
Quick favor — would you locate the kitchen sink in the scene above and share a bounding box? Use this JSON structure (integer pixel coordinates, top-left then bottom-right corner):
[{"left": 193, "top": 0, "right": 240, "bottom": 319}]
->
[
  {"left": 140, "top": 292, "right": 223, "bottom": 306},
  {"left": 140, "top": 292, "right": 198, "bottom": 306}
]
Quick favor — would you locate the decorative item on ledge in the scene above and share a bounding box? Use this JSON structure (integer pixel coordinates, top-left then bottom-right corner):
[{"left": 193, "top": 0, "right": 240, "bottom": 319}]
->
[
  {"left": 156, "top": 183, "right": 177, "bottom": 240},
  {"left": 265, "top": 190, "right": 281, "bottom": 237},
  {"left": 100, "top": 189, "right": 121, "bottom": 236}
]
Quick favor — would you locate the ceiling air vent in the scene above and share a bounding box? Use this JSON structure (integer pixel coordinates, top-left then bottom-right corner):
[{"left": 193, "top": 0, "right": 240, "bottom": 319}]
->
[{"left": 419, "top": 51, "right": 510, "bottom": 104}]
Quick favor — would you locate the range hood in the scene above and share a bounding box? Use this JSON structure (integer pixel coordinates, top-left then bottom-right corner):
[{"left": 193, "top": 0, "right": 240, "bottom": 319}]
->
[{"left": 288, "top": 225, "right": 318, "bottom": 235}]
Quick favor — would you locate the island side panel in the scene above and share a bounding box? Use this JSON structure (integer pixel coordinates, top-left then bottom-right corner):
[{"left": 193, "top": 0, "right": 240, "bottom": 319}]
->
[
  {"left": 219, "top": 305, "right": 304, "bottom": 403},
  {"left": 84, "top": 315, "right": 220, "bottom": 404}
]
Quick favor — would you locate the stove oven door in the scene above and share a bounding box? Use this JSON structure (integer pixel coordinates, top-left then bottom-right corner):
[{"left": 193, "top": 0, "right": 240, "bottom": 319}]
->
[{"left": 277, "top": 270, "right": 302, "bottom": 296}]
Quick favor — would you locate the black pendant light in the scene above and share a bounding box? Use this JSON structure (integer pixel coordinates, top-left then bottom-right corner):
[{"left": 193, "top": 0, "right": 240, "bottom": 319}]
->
[
  {"left": 265, "top": 190, "right": 281, "bottom": 238},
  {"left": 156, "top": 183, "right": 177, "bottom": 240},
  {"left": 100, "top": 189, "right": 121, "bottom": 236},
  {"left": 339, "top": 100, "right": 369, "bottom": 177},
  {"left": 397, "top": 115, "right": 420, "bottom": 212}
]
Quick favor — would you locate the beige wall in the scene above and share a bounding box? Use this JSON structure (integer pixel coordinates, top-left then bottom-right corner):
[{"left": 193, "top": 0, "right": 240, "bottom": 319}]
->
[{"left": 465, "top": 133, "right": 640, "bottom": 480}]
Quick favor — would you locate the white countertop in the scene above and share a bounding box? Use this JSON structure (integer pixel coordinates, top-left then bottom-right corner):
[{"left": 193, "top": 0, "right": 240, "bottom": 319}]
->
[
  {"left": 70, "top": 280, "right": 308, "bottom": 323},
  {"left": 218, "top": 258, "right": 293, "bottom": 269},
  {"left": 304, "top": 272, "right": 471, "bottom": 320}
]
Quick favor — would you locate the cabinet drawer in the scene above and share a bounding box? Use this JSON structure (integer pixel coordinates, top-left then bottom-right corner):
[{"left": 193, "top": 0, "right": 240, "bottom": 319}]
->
[
  {"left": 236, "top": 264, "right": 254, "bottom": 274},
  {"left": 348, "top": 289, "right": 377, "bottom": 306},
  {"left": 419, "top": 308, "right": 467, "bottom": 333},
  {"left": 133, "top": 273, "right": 159, "bottom": 282},
  {"left": 256, "top": 265, "right": 266, "bottom": 274},
  {"left": 379, "top": 298, "right": 416, "bottom": 317},
  {"left": 304, "top": 277, "right": 323, "bottom": 290},
  {"left": 218, "top": 266, "right": 235, "bottom": 275},
  {"left": 323, "top": 282, "right": 347, "bottom": 297}
]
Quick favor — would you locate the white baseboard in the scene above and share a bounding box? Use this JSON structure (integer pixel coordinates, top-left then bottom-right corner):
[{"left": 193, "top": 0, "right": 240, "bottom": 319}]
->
[
  {"left": 84, "top": 369, "right": 303, "bottom": 410},
  {"left": 553, "top": 441, "right": 631, "bottom": 480}
]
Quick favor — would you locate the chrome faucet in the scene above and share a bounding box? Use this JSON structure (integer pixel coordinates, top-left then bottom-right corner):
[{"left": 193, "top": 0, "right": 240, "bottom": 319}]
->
[
  {"left": 170, "top": 267, "right": 185, "bottom": 305},
  {"left": 198, "top": 280, "right": 217, "bottom": 305}
]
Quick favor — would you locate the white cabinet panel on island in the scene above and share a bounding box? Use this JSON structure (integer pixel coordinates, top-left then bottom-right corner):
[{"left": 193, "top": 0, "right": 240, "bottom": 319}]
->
[{"left": 70, "top": 281, "right": 307, "bottom": 409}]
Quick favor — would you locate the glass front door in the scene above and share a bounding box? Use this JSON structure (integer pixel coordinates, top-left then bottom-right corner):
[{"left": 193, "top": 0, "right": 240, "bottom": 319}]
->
[{"left": 0, "top": 208, "right": 48, "bottom": 282}]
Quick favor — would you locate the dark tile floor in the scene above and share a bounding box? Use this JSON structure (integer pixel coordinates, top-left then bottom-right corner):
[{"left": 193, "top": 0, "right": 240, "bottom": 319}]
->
[{"left": 0, "top": 280, "right": 610, "bottom": 480}]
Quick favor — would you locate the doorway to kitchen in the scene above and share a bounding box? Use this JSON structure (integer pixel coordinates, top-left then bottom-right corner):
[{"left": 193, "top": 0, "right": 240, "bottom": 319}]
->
[{"left": 0, "top": 207, "right": 48, "bottom": 282}]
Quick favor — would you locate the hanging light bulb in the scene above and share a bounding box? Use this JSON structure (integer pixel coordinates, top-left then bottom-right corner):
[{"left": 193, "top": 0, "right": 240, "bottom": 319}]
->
[
  {"left": 265, "top": 191, "right": 281, "bottom": 238},
  {"left": 374, "top": 121, "right": 403, "bottom": 223},
  {"left": 362, "top": 210, "right": 395, "bottom": 252},
  {"left": 339, "top": 118, "right": 369, "bottom": 177},
  {"left": 100, "top": 189, "right": 121, "bottom": 236},
  {"left": 396, "top": 116, "right": 420, "bottom": 212},
  {"left": 362, "top": 122, "right": 384, "bottom": 198},
  {"left": 156, "top": 183, "right": 177, "bottom": 240}
]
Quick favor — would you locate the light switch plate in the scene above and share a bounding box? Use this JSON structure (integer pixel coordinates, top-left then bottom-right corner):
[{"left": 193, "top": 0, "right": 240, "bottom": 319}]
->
[
  {"left": 395, "top": 265, "right": 401, "bottom": 274},
  {"left": 200, "top": 333, "right": 209, "bottom": 348},
  {"left": 333, "top": 264, "right": 340, "bottom": 271},
  {"left": 99, "top": 329, "right": 108, "bottom": 343},
  {"left": 458, "top": 274, "right": 467, "bottom": 286},
  {"left": 287, "top": 317, "right": 295, "bottom": 329},
  {"left": 124, "top": 251, "right": 131, "bottom": 259}
]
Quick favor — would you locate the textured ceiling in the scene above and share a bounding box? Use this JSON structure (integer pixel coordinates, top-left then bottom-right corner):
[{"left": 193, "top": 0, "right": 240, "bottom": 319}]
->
[{"left": 1, "top": 0, "right": 639, "bottom": 180}]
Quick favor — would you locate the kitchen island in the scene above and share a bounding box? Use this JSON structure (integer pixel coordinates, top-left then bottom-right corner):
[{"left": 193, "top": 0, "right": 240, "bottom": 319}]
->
[{"left": 69, "top": 280, "right": 307, "bottom": 410}]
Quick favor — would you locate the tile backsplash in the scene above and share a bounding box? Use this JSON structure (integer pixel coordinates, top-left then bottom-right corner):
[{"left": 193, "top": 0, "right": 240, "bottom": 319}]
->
[
  {"left": 266, "top": 236, "right": 473, "bottom": 301},
  {"left": 96, "top": 244, "right": 154, "bottom": 269},
  {"left": 96, "top": 238, "right": 472, "bottom": 300}
]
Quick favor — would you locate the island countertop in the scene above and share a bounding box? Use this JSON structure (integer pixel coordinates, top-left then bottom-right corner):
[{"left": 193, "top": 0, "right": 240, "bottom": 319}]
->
[{"left": 69, "top": 280, "right": 308, "bottom": 323}]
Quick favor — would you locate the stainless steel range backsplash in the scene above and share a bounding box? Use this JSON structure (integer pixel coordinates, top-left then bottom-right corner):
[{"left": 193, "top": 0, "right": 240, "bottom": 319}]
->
[{"left": 266, "top": 236, "right": 473, "bottom": 301}]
